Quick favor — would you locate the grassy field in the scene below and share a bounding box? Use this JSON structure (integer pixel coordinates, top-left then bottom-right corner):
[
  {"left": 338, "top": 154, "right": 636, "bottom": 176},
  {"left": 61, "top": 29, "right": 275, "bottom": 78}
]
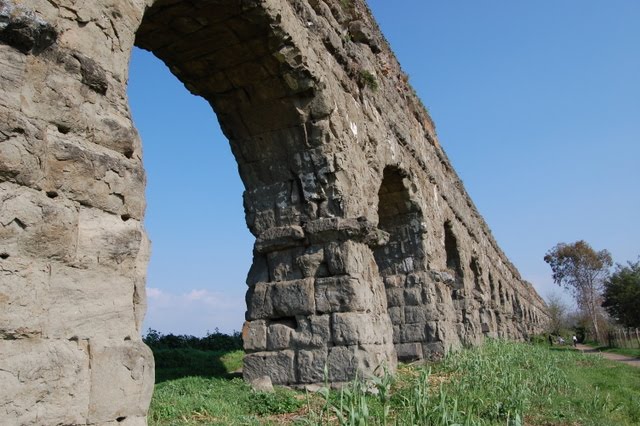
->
[{"left": 147, "top": 340, "right": 640, "bottom": 425}]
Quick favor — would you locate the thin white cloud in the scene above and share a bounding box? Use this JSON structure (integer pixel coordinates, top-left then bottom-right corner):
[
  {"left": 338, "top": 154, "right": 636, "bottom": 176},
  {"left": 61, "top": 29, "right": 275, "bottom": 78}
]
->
[
  {"left": 146, "top": 287, "right": 165, "bottom": 299},
  {"left": 142, "top": 287, "right": 246, "bottom": 336}
]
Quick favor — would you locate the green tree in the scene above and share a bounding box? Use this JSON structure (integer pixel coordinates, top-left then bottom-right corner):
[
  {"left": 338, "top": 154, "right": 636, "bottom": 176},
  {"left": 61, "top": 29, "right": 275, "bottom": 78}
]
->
[
  {"left": 544, "top": 241, "right": 612, "bottom": 341},
  {"left": 602, "top": 260, "right": 640, "bottom": 328}
]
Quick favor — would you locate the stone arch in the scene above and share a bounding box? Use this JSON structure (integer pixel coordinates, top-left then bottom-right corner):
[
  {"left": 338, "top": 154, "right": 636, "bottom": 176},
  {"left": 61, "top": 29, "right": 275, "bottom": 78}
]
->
[
  {"left": 470, "top": 256, "right": 483, "bottom": 295},
  {"left": 134, "top": 0, "right": 398, "bottom": 388},
  {"left": 444, "top": 220, "right": 463, "bottom": 281},
  {"left": 444, "top": 219, "right": 465, "bottom": 309},
  {"left": 372, "top": 166, "right": 429, "bottom": 361},
  {"left": 373, "top": 166, "right": 425, "bottom": 276},
  {"left": 0, "top": 0, "right": 550, "bottom": 423}
]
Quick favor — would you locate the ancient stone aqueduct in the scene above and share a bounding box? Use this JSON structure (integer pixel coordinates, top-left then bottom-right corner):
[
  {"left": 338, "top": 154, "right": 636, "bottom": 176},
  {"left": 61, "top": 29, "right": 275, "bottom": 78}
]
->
[{"left": 0, "top": 0, "right": 548, "bottom": 424}]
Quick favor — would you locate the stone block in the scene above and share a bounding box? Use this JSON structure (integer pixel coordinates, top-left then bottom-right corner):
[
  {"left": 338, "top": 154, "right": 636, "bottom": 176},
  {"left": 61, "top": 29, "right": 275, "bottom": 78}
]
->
[
  {"left": 246, "top": 252, "right": 269, "bottom": 286},
  {"left": 383, "top": 274, "right": 405, "bottom": 288},
  {"left": 403, "top": 287, "right": 422, "bottom": 305},
  {"left": 400, "top": 323, "right": 426, "bottom": 343},
  {"left": 91, "top": 115, "right": 139, "bottom": 158},
  {"left": 422, "top": 342, "right": 445, "bottom": 361},
  {"left": 396, "top": 342, "right": 423, "bottom": 362},
  {"left": 0, "top": 46, "right": 27, "bottom": 109},
  {"left": 243, "top": 350, "right": 296, "bottom": 385},
  {"left": 385, "top": 287, "right": 404, "bottom": 307},
  {"left": 404, "top": 305, "right": 427, "bottom": 324},
  {"left": 271, "top": 278, "right": 315, "bottom": 317},
  {"left": 255, "top": 225, "right": 305, "bottom": 252},
  {"left": 267, "top": 322, "right": 294, "bottom": 351},
  {"left": 324, "top": 240, "right": 369, "bottom": 275},
  {"left": 297, "top": 349, "right": 328, "bottom": 383},
  {"left": 355, "top": 343, "right": 397, "bottom": 375},
  {"left": 327, "top": 346, "right": 357, "bottom": 382},
  {"left": 266, "top": 249, "right": 302, "bottom": 282},
  {"left": 0, "top": 339, "right": 90, "bottom": 425},
  {"left": 291, "top": 314, "right": 331, "bottom": 348},
  {"left": 392, "top": 325, "right": 401, "bottom": 343},
  {"left": 248, "top": 375, "right": 274, "bottom": 393},
  {"left": 75, "top": 206, "right": 143, "bottom": 268},
  {"left": 0, "top": 181, "right": 78, "bottom": 262},
  {"left": 425, "top": 321, "right": 439, "bottom": 341},
  {"left": 387, "top": 306, "right": 404, "bottom": 324},
  {"left": 46, "top": 264, "right": 138, "bottom": 340},
  {"left": 0, "top": 110, "right": 44, "bottom": 188},
  {"left": 0, "top": 257, "right": 48, "bottom": 339},
  {"left": 421, "top": 303, "right": 442, "bottom": 321},
  {"left": 296, "top": 246, "right": 327, "bottom": 278},
  {"left": 406, "top": 273, "right": 425, "bottom": 287},
  {"left": 315, "top": 276, "right": 372, "bottom": 313},
  {"left": 87, "top": 339, "right": 154, "bottom": 424},
  {"left": 331, "top": 313, "right": 387, "bottom": 346},
  {"left": 246, "top": 282, "right": 273, "bottom": 320},
  {"left": 242, "top": 320, "right": 267, "bottom": 352},
  {"left": 44, "top": 137, "right": 144, "bottom": 219}
]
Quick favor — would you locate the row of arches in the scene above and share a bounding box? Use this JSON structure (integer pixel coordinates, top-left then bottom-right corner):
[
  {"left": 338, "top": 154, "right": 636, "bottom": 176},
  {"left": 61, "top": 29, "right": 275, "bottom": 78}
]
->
[{"left": 371, "top": 166, "right": 545, "bottom": 360}]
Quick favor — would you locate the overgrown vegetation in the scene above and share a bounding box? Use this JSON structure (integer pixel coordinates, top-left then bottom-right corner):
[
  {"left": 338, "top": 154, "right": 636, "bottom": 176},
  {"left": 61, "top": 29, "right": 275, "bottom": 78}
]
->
[
  {"left": 302, "top": 340, "right": 640, "bottom": 425},
  {"left": 146, "top": 336, "right": 640, "bottom": 425},
  {"left": 358, "top": 70, "right": 378, "bottom": 91},
  {"left": 339, "top": 0, "right": 353, "bottom": 11}
]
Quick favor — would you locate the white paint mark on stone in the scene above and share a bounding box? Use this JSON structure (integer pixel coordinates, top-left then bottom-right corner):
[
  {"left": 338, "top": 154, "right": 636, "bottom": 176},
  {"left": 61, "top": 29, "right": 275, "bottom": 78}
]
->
[
  {"left": 433, "top": 185, "right": 439, "bottom": 209},
  {"left": 388, "top": 139, "right": 396, "bottom": 160},
  {"left": 350, "top": 122, "right": 358, "bottom": 137}
]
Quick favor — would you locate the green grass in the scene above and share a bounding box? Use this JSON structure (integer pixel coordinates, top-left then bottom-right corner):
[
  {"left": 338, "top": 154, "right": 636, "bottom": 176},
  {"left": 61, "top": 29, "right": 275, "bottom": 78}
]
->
[
  {"left": 152, "top": 348, "right": 243, "bottom": 383},
  {"left": 148, "top": 340, "right": 640, "bottom": 425},
  {"left": 149, "top": 349, "right": 304, "bottom": 425},
  {"left": 562, "top": 354, "right": 640, "bottom": 425}
]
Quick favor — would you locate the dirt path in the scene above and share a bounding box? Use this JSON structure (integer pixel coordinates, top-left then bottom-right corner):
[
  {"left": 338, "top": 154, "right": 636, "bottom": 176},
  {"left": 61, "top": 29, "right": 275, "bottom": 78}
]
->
[{"left": 575, "top": 344, "right": 640, "bottom": 368}]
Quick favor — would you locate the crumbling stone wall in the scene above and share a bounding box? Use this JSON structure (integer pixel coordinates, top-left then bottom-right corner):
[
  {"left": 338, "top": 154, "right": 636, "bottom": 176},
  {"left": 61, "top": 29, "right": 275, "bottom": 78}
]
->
[{"left": 0, "top": 0, "right": 548, "bottom": 424}]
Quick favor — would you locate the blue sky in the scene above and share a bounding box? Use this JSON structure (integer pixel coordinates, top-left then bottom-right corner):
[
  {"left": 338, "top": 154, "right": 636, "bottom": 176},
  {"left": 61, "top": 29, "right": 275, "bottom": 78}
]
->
[{"left": 128, "top": 1, "right": 640, "bottom": 336}]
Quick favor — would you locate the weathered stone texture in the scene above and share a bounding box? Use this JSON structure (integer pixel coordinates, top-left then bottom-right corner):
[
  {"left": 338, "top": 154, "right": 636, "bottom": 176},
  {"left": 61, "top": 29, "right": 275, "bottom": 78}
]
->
[{"left": 0, "top": 0, "right": 548, "bottom": 423}]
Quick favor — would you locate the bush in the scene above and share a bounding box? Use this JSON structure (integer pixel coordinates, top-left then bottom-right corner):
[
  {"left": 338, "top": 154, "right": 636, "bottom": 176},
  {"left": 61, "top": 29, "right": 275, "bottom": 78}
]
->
[{"left": 143, "top": 328, "right": 243, "bottom": 352}]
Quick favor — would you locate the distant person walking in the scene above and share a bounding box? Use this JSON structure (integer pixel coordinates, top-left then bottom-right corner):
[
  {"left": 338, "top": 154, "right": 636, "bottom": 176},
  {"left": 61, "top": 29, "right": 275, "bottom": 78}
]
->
[
  {"left": 572, "top": 335, "right": 578, "bottom": 347},
  {"left": 548, "top": 334, "right": 553, "bottom": 346}
]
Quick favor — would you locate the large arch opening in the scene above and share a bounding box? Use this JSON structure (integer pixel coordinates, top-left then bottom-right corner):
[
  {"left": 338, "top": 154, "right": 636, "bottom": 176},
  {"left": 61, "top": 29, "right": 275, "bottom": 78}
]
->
[
  {"left": 132, "top": 0, "right": 313, "bottom": 385},
  {"left": 128, "top": 47, "right": 252, "bottom": 336},
  {"left": 132, "top": 0, "right": 397, "bottom": 387},
  {"left": 373, "top": 167, "right": 424, "bottom": 277},
  {"left": 373, "top": 166, "right": 428, "bottom": 361}
]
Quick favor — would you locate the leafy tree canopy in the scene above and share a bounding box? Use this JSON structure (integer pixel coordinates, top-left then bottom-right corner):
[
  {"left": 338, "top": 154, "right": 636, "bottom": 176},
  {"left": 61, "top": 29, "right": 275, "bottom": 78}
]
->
[
  {"left": 602, "top": 260, "right": 640, "bottom": 328},
  {"left": 543, "top": 240, "right": 612, "bottom": 340},
  {"left": 544, "top": 241, "right": 612, "bottom": 297}
]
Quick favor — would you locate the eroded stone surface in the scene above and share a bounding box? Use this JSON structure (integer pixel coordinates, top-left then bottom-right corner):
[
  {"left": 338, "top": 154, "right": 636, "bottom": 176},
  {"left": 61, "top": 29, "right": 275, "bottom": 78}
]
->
[{"left": 0, "top": 0, "right": 548, "bottom": 423}]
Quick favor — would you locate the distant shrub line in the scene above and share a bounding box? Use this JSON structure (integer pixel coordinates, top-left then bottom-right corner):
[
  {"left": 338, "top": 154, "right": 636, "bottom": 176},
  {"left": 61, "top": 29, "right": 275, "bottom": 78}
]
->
[{"left": 143, "top": 328, "right": 242, "bottom": 352}]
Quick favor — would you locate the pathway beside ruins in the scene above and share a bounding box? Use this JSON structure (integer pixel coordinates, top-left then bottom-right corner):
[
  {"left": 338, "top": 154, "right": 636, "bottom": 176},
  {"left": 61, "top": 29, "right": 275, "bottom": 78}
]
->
[{"left": 576, "top": 344, "right": 640, "bottom": 368}]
